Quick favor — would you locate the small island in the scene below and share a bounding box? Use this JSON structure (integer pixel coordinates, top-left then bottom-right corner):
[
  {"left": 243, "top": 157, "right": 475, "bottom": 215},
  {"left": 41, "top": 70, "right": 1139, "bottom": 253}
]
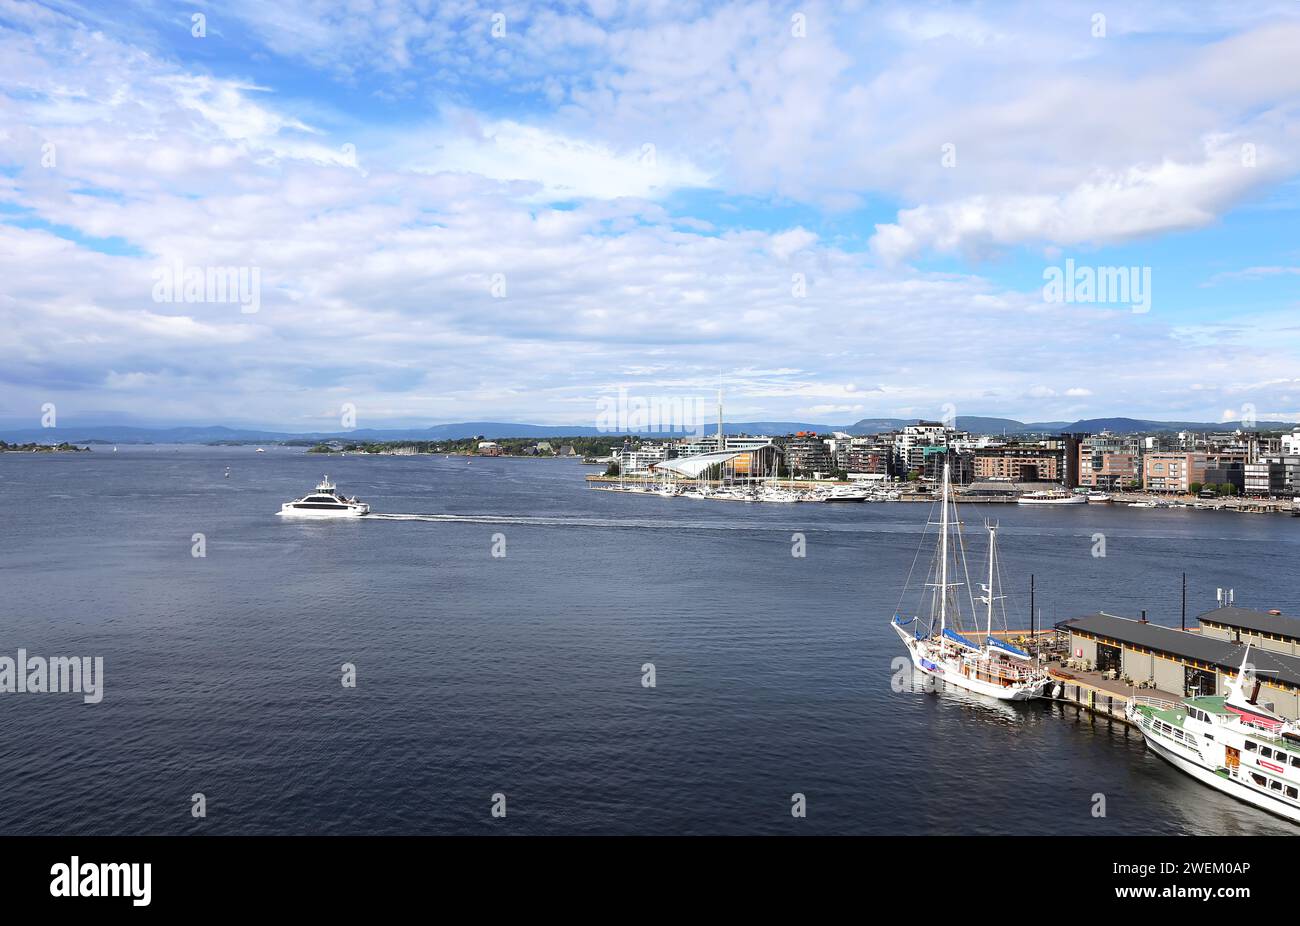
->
[
  {"left": 0, "top": 441, "right": 91, "bottom": 453},
  {"left": 304, "top": 436, "right": 608, "bottom": 458}
]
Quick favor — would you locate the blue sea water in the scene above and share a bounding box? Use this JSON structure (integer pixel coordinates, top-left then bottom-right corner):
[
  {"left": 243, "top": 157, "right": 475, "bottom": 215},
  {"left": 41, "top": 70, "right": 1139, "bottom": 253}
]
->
[{"left": 0, "top": 445, "right": 1296, "bottom": 835}]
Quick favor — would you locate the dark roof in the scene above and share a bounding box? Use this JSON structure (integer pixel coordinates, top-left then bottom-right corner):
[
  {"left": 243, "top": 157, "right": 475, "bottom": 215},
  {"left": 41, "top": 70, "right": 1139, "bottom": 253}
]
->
[
  {"left": 1198, "top": 606, "right": 1300, "bottom": 640},
  {"left": 1061, "top": 611, "right": 1300, "bottom": 689}
]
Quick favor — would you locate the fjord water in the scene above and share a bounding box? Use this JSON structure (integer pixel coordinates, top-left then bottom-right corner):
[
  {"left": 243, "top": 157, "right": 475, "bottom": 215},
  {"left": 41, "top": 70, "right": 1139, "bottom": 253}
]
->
[{"left": 1, "top": 446, "right": 1297, "bottom": 836}]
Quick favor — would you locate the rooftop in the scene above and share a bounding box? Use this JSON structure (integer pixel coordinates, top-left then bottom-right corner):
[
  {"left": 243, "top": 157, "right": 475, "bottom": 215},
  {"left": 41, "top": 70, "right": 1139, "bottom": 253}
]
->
[
  {"left": 1199, "top": 606, "right": 1300, "bottom": 640},
  {"left": 1060, "top": 611, "right": 1300, "bottom": 690}
]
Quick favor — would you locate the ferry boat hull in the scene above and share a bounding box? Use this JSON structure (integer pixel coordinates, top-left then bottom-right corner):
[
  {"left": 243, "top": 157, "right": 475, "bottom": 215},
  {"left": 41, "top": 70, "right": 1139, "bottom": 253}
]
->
[
  {"left": 1017, "top": 493, "right": 1087, "bottom": 505},
  {"left": 1140, "top": 734, "right": 1300, "bottom": 825},
  {"left": 1126, "top": 654, "right": 1300, "bottom": 826},
  {"left": 277, "top": 504, "right": 369, "bottom": 518}
]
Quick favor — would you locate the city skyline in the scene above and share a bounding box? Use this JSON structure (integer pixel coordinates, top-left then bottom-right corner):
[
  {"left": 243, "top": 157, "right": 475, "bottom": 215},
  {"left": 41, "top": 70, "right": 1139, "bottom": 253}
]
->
[{"left": 2, "top": 2, "right": 1299, "bottom": 427}]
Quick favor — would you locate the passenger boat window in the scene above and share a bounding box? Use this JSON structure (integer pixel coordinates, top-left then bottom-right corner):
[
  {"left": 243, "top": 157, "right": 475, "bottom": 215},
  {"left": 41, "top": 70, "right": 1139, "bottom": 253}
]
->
[
  {"left": 1260, "top": 747, "right": 1273, "bottom": 758},
  {"left": 1289, "top": 787, "right": 1299, "bottom": 800},
  {"left": 1272, "top": 780, "right": 1283, "bottom": 791},
  {"left": 1245, "top": 742, "right": 1257, "bottom": 751},
  {"left": 1291, "top": 755, "right": 1300, "bottom": 767}
]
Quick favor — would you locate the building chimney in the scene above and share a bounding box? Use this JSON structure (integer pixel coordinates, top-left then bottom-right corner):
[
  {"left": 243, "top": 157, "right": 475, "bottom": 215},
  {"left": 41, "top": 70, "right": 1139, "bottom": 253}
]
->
[{"left": 1140, "top": 609, "right": 1148, "bottom": 623}]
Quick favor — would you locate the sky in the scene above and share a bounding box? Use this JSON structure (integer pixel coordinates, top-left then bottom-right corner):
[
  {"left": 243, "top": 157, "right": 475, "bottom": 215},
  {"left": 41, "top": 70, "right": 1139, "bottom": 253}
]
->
[{"left": 1, "top": 0, "right": 1299, "bottom": 431}]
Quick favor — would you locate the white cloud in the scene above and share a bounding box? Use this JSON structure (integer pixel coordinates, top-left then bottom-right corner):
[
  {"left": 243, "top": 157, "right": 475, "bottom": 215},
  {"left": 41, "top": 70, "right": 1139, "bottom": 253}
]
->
[
  {"left": 407, "top": 118, "right": 711, "bottom": 201},
  {"left": 2, "top": 0, "right": 1300, "bottom": 428},
  {"left": 871, "top": 136, "right": 1292, "bottom": 263}
]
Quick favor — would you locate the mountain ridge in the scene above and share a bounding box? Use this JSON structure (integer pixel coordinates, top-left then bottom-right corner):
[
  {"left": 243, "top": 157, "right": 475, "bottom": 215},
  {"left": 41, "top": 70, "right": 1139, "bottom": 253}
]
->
[{"left": 2, "top": 416, "right": 1294, "bottom": 444}]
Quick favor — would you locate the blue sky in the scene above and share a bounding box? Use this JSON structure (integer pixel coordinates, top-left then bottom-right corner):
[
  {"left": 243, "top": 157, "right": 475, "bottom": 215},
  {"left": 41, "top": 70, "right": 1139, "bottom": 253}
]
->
[{"left": 1, "top": 0, "right": 1299, "bottom": 430}]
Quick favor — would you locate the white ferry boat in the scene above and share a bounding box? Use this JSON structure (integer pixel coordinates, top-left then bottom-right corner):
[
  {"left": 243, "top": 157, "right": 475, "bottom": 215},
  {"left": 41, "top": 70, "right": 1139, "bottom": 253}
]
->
[
  {"left": 892, "top": 462, "right": 1052, "bottom": 701},
  {"left": 278, "top": 476, "right": 370, "bottom": 518},
  {"left": 1017, "top": 490, "right": 1086, "bottom": 505},
  {"left": 1127, "top": 648, "right": 1300, "bottom": 824}
]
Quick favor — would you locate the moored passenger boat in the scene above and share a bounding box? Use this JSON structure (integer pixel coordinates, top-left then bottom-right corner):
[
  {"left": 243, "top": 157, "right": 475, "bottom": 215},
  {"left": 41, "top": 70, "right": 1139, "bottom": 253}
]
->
[{"left": 1127, "top": 647, "right": 1300, "bottom": 824}]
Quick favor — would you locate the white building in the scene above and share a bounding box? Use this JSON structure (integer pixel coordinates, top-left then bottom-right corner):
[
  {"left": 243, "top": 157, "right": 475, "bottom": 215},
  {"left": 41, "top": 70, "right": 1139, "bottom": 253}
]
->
[{"left": 616, "top": 443, "right": 671, "bottom": 474}]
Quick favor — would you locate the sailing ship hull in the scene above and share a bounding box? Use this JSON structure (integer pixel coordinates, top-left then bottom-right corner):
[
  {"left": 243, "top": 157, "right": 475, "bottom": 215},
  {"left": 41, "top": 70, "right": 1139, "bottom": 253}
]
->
[{"left": 892, "top": 623, "right": 1047, "bottom": 702}]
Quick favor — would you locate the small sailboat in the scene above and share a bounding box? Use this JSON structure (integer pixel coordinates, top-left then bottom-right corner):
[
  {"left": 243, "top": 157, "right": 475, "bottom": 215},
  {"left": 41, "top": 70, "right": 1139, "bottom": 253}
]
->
[{"left": 892, "top": 462, "right": 1051, "bottom": 701}]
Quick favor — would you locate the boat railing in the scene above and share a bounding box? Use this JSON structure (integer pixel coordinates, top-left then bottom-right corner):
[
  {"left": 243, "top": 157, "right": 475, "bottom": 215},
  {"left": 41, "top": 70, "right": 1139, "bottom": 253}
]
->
[
  {"left": 1234, "top": 717, "right": 1292, "bottom": 741},
  {"left": 1130, "top": 695, "right": 1179, "bottom": 712}
]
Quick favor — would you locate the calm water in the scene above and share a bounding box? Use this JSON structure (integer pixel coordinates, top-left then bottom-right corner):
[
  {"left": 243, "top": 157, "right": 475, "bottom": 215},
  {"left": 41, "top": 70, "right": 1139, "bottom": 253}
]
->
[{"left": 1, "top": 446, "right": 1297, "bottom": 835}]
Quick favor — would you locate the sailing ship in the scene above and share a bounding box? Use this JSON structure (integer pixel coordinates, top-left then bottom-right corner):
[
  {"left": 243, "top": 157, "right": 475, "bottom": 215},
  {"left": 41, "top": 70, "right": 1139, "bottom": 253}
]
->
[
  {"left": 1127, "top": 647, "right": 1300, "bottom": 824},
  {"left": 892, "top": 462, "right": 1051, "bottom": 701}
]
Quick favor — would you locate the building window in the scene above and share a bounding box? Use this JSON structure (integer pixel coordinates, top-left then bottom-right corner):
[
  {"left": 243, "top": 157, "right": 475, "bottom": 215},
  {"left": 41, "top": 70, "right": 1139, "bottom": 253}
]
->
[{"left": 1185, "top": 666, "right": 1216, "bottom": 697}]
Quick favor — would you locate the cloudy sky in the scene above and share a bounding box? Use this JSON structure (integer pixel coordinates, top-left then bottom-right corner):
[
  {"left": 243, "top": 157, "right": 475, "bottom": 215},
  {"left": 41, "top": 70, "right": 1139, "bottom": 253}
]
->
[{"left": 2, "top": 0, "right": 1299, "bottom": 430}]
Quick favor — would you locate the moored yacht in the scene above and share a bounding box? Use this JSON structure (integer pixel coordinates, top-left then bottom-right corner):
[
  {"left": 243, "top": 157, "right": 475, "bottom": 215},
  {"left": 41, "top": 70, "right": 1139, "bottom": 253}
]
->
[{"left": 278, "top": 476, "right": 370, "bottom": 518}]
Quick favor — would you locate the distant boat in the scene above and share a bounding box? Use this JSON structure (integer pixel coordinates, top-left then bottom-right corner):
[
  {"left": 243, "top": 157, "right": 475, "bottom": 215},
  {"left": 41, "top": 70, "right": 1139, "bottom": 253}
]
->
[
  {"left": 256, "top": 447, "right": 266, "bottom": 453},
  {"left": 1017, "top": 490, "right": 1086, "bottom": 505},
  {"left": 1086, "top": 492, "right": 1112, "bottom": 503}
]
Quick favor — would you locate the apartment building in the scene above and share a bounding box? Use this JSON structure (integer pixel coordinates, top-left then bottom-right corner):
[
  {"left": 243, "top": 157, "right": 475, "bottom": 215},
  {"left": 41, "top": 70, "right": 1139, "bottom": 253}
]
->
[
  {"left": 1142, "top": 451, "right": 1207, "bottom": 493},
  {"left": 973, "top": 444, "right": 1064, "bottom": 482}
]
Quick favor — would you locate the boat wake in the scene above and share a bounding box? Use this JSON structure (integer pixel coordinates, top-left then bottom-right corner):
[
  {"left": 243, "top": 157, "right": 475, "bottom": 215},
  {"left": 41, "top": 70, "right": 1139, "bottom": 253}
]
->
[{"left": 363, "top": 512, "right": 895, "bottom": 533}]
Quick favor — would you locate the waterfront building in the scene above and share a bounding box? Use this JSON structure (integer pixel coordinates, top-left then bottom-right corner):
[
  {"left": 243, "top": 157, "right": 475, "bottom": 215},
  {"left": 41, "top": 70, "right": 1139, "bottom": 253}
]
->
[
  {"left": 1061, "top": 612, "right": 1300, "bottom": 720},
  {"left": 1142, "top": 451, "right": 1207, "bottom": 493},
  {"left": 677, "top": 434, "right": 773, "bottom": 457},
  {"left": 1282, "top": 427, "right": 1300, "bottom": 456},
  {"left": 893, "top": 422, "right": 959, "bottom": 472},
  {"left": 1243, "top": 456, "right": 1300, "bottom": 497},
  {"left": 842, "top": 436, "right": 898, "bottom": 476},
  {"left": 1199, "top": 606, "right": 1300, "bottom": 657},
  {"left": 615, "top": 442, "right": 673, "bottom": 474},
  {"left": 973, "top": 444, "right": 1064, "bottom": 482},
  {"left": 1077, "top": 432, "right": 1141, "bottom": 490},
  {"left": 1203, "top": 463, "right": 1245, "bottom": 494},
  {"left": 1078, "top": 448, "right": 1139, "bottom": 489},
  {"left": 476, "top": 441, "right": 502, "bottom": 456},
  {"left": 922, "top": 446, "right": 973, "bottom": 485},
  {"left": 780, "top": 433, "right": 834, "bottom": 476}
]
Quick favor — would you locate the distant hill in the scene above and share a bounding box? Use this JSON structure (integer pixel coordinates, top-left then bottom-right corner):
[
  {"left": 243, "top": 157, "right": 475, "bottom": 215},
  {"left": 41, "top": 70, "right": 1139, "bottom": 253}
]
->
[
  {"left": 846, "top": 416, "right": 1070, "bottom": 435},
  {"left": 1060, "top": 417, "right": 1295, "bottom": 435},
  {"left": 4, "top": 415, "right": 1294, "bottom": 444}
]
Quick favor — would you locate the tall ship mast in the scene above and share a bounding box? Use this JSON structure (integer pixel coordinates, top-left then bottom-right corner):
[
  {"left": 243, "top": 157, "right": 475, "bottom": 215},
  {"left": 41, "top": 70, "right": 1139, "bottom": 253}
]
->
[{"left": 891, "top": 462, "right": 1051, "bottom": 701}]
